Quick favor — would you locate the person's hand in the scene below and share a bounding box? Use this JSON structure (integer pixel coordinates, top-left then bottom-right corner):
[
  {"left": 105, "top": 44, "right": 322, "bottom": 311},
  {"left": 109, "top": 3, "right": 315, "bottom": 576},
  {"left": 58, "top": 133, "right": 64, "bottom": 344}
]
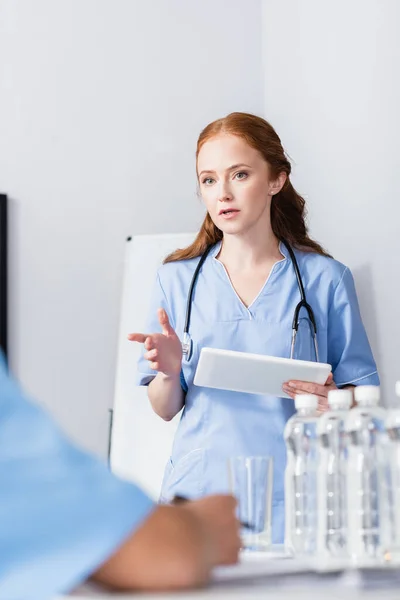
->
[
  {"left": 182, "top": 495, "right": 241, "bottom": 566},
  {"left": 128, "top": 308, "right": 182, "bottom": 378},
  {"left": 282, "top": 373, "right": 337, "bottom": 414}
]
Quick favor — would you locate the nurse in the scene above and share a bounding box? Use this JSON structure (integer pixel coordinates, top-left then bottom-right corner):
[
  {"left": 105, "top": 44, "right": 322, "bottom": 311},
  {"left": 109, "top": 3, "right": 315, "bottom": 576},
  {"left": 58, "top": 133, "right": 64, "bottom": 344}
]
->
[{"left": 130, "top": 112, "right": 379, "bottom": 544}]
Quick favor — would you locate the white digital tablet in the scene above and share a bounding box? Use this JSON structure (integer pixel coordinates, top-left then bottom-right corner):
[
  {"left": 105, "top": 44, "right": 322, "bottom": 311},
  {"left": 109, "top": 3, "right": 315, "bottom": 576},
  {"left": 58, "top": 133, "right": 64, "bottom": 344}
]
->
[{"left": 193, "top": 347, "right": 331, "bottom": 398}]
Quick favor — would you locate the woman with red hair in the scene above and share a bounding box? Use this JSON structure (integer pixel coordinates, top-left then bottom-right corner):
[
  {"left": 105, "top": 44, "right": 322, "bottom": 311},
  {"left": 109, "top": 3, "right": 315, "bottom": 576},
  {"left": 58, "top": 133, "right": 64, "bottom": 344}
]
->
[{"left": 130, "top": 112, "right": 378, "bottom": 544}]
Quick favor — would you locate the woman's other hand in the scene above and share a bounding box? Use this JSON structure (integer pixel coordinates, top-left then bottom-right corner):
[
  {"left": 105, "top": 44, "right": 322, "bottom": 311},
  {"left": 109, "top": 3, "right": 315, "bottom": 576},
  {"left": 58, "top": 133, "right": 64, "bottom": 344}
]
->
[{"left": 282, "top": 373, "right": 337, "bottom": 414}]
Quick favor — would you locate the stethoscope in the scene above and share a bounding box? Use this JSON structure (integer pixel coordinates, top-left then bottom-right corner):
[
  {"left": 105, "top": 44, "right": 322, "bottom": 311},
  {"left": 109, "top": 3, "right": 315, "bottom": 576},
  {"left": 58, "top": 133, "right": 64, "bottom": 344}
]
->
[{"left": 181, "top": 239, "right": 319, "bottom": 362}]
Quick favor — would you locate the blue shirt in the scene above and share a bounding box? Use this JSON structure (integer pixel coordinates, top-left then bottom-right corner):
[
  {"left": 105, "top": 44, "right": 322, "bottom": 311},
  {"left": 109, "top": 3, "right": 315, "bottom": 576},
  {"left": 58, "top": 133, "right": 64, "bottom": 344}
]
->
[
  {"left": 0, "top": 355, "right": 154, "bottom": 600},
  {"left": 137, "top": 242, "right": 379, "bottom": 543}
]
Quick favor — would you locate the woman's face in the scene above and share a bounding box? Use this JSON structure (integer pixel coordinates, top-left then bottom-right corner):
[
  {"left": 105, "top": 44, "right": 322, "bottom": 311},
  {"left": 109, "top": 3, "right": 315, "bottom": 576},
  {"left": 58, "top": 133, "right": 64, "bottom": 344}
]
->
[{"left": 197, "top": 134, "right": 285, "bottom": 236}]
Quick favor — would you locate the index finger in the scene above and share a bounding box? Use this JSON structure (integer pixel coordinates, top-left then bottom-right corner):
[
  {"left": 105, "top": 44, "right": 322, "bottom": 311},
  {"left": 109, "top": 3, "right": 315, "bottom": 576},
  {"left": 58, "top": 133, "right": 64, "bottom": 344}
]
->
[
  {"left": 127, "top": 333, "right": 148, "bottom": 343},
  {"left": 285, "top": 380, "right": 326, "bottom": 395}
]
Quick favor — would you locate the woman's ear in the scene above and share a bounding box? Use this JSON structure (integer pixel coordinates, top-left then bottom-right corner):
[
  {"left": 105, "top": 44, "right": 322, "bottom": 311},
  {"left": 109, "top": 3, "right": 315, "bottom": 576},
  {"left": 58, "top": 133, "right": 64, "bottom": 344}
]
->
[{"left": 269, "top": 172, "right": 287, "bottom": 196}]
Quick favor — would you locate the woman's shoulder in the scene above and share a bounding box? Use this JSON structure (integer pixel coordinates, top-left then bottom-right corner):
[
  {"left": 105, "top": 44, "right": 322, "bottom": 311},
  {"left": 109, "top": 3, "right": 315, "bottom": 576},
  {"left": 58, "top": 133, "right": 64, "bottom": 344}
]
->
[
  {"left": 295, "top": 248, "right": 349, "bottom": 286},
  {"left": 157, "top": 255, "right": 202, "bottom": 287}
]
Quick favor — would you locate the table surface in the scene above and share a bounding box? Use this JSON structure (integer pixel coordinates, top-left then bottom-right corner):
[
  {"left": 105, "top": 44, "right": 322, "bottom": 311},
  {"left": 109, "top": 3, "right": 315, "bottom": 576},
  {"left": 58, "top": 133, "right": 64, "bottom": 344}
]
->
[{"left": 58, "top": 550, "right": 400, "bottom": 600}]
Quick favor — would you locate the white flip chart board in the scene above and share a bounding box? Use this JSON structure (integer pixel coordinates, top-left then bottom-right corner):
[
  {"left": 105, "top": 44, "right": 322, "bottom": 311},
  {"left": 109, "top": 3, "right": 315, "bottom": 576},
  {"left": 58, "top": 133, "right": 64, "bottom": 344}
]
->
[{"left": 110, "top": 233, "right": 195, "bottom": 499}]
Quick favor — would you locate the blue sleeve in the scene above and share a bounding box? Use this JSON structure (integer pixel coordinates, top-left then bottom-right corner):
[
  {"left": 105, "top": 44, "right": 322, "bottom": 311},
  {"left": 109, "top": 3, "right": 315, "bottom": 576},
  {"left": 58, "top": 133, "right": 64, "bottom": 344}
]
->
[
  {"left": 0, "top": 359, "right": 155, "bottom": 600},
  {"left": 136, "top": 271, "right": 187, "bottom": 391},
  {"left": 327, "top": 268, "right": 379, "bottom": 387}
]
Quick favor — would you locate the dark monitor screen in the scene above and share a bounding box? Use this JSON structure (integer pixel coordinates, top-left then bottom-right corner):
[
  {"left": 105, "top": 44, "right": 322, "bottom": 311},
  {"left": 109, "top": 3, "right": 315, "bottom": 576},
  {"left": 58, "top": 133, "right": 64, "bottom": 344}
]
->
[{"left": 0, "top": 194, "right": 7, "bottom": 358}]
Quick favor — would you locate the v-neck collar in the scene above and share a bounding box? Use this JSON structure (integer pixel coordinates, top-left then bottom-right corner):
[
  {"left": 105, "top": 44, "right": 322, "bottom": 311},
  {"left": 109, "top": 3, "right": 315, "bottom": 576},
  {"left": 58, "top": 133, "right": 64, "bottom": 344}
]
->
[{"left": 209, "top": 240, "right": 288, "bottom": 312}]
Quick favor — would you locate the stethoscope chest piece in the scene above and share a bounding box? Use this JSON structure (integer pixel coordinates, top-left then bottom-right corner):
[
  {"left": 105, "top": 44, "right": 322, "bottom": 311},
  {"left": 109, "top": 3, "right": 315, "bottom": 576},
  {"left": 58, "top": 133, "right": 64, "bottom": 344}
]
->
[{"left": 182, "top": 332, "right": 193, "bottom": 362}]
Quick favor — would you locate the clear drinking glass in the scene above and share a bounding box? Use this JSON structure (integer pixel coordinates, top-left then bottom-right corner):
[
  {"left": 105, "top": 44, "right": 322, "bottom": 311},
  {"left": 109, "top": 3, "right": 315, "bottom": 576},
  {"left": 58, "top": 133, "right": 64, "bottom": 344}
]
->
[{"left": 228, "top": 456, "right": 273, "bottom": 551}]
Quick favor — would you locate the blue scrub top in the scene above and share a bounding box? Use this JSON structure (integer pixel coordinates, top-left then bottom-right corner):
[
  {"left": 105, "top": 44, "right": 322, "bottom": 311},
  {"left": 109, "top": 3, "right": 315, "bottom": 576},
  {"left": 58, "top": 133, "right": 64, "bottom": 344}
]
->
[
  {"left": 137, "top": 242, "right": 379, "bottom": 543},
  {"left": 0, "top": 354, "right": 154, "bottom": 600}
]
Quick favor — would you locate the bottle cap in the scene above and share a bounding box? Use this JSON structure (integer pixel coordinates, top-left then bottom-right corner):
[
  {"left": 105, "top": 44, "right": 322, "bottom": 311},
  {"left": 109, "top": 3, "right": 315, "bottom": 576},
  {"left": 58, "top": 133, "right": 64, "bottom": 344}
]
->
[
  {"left": 295, "top": 393, "right": 318, "bottom": 410},
  {"left": 354, "top": 385, "right": 380, "bottom": 405},
  {"left": 328, "top": 388, "right": 352, "bottom": 409},
  {"left": 386, "top": 408, "right": 400, "bottom": 429}
]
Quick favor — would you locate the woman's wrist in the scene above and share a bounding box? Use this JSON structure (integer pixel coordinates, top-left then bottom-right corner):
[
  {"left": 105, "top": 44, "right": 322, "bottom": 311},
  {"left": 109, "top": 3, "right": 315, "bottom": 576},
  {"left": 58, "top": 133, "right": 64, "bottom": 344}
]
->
[{"left": 159, "top": 370, "right": 181, "bottom": 383}]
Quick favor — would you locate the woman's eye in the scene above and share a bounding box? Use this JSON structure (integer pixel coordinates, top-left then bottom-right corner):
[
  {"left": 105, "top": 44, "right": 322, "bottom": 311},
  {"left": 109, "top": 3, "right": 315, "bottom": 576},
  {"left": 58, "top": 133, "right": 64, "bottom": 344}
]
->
[
  {"left": 235, "top": 171, "right": 248, "bottom": 180},
  {"left": 202, "top": 177, "right": 215, "bottom": 185}
]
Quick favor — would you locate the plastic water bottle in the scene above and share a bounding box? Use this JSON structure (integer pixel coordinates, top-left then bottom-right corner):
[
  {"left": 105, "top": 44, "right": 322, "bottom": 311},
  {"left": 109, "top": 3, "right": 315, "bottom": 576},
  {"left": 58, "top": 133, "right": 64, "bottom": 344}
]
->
[
  {"left": 284, "top": 393, "right": 319, "bottom": 556},
  {"left": 383, "top": 382, "right": 400, "bottom": 564},
  {"left": 317, "top": 388, "right": 352, "bottom": 559},
  {"left": 346, "top": 385, "right": 386, "bottom": 565}
]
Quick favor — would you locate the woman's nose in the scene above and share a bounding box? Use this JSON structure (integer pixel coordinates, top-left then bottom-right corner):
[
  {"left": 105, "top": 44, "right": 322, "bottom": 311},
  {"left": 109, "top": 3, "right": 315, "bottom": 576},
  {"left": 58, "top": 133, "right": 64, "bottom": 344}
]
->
[{"left": 218, "top": 181, "right": 233, "bottom": 203}]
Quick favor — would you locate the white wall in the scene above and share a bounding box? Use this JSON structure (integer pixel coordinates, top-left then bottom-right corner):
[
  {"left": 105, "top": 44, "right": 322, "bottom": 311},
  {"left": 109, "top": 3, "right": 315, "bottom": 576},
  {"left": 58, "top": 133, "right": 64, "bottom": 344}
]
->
[
  {"left": 262, "top": 0, "right": 400, "bottom": 404},
  {"left": 0, "top": 0, "right": 265, "bottom": 455}
]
